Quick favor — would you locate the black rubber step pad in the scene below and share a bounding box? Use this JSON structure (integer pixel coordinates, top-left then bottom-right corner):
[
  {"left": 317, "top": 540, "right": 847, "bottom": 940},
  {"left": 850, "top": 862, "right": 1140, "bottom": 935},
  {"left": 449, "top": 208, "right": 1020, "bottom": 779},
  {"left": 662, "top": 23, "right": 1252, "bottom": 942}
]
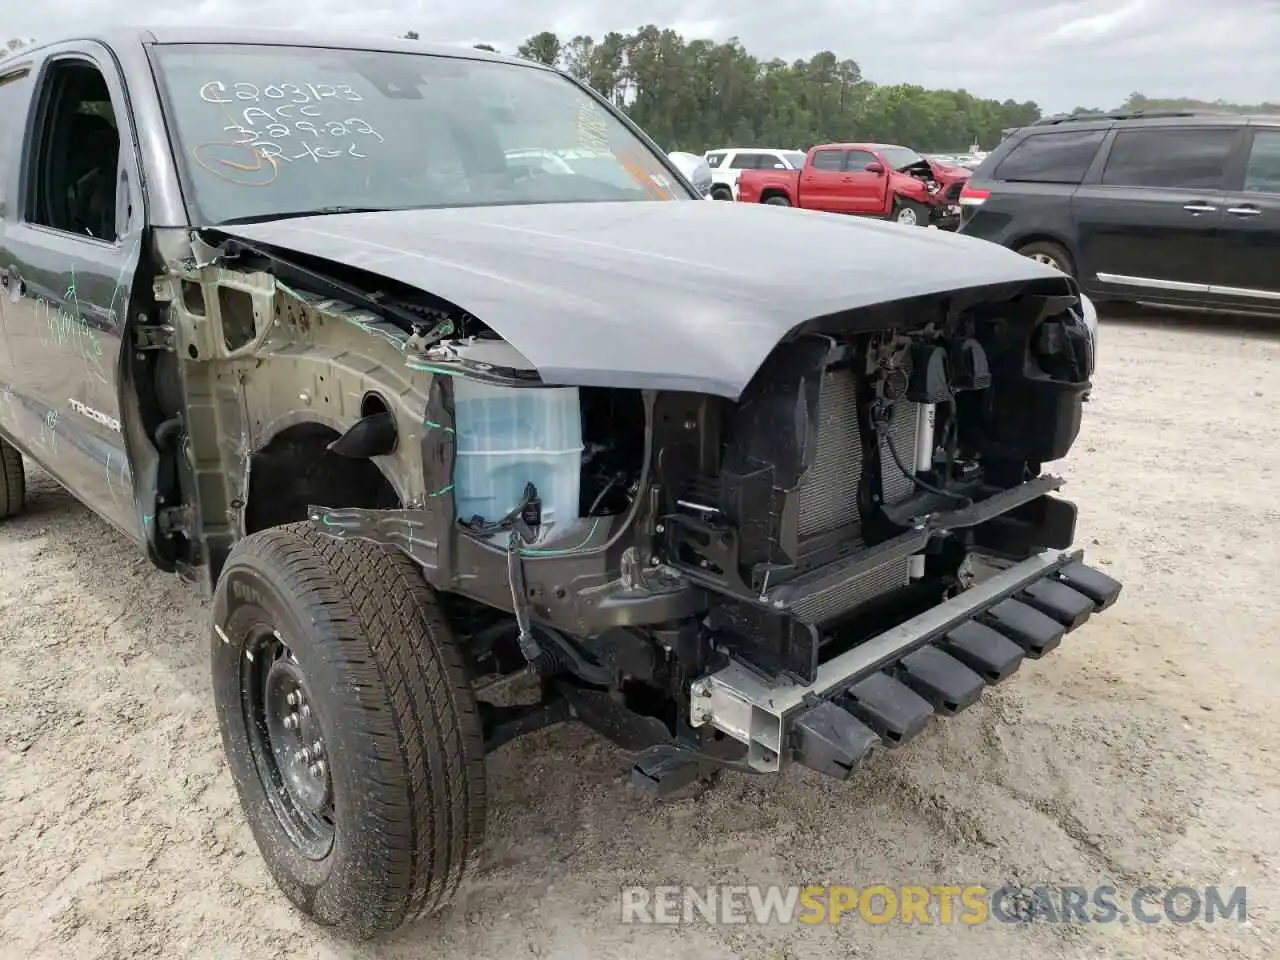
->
[
  {"left": 1018, "top": 578, "right": 1095, "bottom": 630},
  {"left": 840, "top": 672, "right": 934, "bottom": 747},
  {"left": 898, "top": 645, "right": 986, "bottom": 715},
  {"left": 984, "top": 598, "right": 1065, "bottom": 658},
  {"left": 790, "top": 700, "right": 880, "bottom": 780},
  {"left": 939, "top": 620, "right": 1025, "bottom": 683},
  {"left": 1055, "top": 561, "right": 1123, "bottom": 611}
]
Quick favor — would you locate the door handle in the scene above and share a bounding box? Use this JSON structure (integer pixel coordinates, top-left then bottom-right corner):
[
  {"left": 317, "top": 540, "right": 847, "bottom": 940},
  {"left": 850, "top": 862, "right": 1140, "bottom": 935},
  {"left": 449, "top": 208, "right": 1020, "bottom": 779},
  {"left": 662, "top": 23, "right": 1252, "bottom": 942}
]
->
[
  {"left": 1183, "top": 202, "right": 1217, "bottom": 213},
  {"left": 1226, "top": 205, "right": 1261, "bottom": 217},
  {"left": 841, "top": 177, "right": 852, "bottom": 182}
]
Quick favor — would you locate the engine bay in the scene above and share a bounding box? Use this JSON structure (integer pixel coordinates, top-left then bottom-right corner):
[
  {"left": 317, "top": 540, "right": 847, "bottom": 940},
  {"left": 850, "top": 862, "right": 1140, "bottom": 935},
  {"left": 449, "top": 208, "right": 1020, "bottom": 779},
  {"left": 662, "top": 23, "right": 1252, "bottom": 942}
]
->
[
  {"left": 157, "top": 230, "right": 1103, "bottom": 791},
  {"left": 373, "top": 281, "right": 1096, "bottom": 693}
]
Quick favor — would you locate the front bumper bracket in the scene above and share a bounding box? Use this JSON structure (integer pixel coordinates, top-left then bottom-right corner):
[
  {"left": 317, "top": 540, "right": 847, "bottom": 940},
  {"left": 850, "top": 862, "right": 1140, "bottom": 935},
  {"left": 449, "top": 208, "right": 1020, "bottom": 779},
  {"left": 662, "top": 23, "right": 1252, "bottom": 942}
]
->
[{"left": 688, "top": 549, "right": 1121, "bottom": 776}]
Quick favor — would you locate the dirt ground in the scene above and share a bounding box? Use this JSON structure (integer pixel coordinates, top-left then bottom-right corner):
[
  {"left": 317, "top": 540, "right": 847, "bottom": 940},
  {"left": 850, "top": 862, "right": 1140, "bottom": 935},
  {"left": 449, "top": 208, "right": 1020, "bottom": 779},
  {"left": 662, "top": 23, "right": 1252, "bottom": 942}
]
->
[{"left": 1, "top": 314, "right": 1277, "bottom": 960}]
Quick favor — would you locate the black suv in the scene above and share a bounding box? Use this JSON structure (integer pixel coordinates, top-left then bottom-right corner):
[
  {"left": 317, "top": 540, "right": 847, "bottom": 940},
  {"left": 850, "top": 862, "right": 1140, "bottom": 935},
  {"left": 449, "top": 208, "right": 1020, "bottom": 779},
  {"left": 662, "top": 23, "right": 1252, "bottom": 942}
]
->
[{"left": 959, "top": 112, "right": 1280, "bottom": 316}]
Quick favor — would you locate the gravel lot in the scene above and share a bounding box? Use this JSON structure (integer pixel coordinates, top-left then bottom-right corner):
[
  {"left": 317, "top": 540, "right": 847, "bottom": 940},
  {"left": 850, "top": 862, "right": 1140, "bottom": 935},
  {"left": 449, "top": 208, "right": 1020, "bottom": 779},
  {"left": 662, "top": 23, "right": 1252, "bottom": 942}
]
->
[{"left": 1, "top": 315, "right": 1277, "bottom": 960}]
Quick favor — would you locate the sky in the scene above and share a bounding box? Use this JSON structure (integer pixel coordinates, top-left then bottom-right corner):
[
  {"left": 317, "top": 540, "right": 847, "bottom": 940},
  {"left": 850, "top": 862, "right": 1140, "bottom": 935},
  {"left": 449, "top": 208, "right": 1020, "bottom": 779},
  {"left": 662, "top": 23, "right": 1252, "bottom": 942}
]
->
[{"left": 4, "top": 0, "right": 1277, "bottom": 113}]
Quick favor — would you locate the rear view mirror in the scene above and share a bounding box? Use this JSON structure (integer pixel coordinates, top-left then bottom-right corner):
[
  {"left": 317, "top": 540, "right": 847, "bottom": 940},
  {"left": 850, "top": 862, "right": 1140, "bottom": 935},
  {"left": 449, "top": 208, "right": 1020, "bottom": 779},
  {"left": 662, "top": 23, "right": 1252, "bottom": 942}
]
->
[{"left": 865, "top": 161, "right": 885, "bottom": 174}]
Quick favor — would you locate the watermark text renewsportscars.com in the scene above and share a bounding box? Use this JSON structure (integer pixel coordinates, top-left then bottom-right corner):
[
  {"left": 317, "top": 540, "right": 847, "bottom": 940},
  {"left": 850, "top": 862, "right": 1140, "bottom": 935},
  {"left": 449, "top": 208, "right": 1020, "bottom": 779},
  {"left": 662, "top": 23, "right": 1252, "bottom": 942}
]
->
[{"left": 619, "top": 884, "right": 1249, "bottom": 926}]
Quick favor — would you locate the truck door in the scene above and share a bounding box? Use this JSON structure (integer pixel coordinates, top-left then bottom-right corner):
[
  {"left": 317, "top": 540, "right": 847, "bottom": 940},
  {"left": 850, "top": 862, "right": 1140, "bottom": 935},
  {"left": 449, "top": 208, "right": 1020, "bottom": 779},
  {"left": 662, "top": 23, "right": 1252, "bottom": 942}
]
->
[
  {"left": 841, "top": 149, "right": 887, "bottom": 215},
  {"left": 0, "top": 63, "right": 36, "bottom": 436},
  {"left": 0, "top": 43, "right": 145, "bottom": 537},
  {"left": 801, "top": 148, "right": 849, "bottom": 211}
]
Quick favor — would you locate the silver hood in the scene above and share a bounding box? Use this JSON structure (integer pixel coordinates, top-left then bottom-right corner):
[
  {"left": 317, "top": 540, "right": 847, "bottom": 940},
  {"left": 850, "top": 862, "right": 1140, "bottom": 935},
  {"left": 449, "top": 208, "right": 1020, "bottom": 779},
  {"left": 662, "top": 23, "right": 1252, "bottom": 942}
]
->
[{"left": 212, "top": 200, "right": 1064, "bottom": 399}]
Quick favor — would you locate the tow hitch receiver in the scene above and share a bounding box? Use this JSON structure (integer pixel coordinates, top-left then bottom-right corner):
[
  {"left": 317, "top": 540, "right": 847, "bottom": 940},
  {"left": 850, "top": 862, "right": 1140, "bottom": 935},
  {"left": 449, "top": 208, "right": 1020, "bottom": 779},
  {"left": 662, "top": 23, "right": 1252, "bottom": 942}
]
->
[{"left": 689, "top": 550, "right": 1121, "bottom": 780}]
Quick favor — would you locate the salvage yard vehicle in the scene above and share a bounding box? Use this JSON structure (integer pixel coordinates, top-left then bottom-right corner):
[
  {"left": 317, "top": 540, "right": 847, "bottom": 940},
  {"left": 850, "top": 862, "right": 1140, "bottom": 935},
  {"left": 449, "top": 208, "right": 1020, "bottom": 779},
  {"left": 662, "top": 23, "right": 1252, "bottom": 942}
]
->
[
  {"left": 737, "top": 141, "right": 971, "bottom": 227},
  {"left": 0, "top": 27, "right": 1119, "bottom": 940},
  {"left": 960, "top": 111, "right": 1280, "bottom": 316},
  {"left": 703, "top": 146, "right": 808, "bottom": 200}
]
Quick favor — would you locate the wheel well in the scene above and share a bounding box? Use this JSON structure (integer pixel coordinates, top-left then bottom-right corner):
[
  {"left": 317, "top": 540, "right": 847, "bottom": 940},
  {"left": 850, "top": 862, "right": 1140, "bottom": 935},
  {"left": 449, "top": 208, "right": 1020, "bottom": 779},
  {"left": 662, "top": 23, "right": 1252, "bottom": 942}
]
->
[
  {"left": 760, "top": 188, "right": 789, "bottom": 202},
  {"left": 1010, "top": 233, "right": 1076, "bottom": 262},
  {"left": 244, "top": 422, "right": 400, "bottom": 534}
]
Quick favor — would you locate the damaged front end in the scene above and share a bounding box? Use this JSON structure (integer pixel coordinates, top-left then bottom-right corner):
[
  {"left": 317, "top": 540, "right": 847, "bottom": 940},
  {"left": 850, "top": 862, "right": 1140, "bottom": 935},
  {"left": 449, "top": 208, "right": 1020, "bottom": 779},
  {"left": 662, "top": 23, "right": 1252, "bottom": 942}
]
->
[
  {"left": 897, "top": 158, "right": 969, "bottom": 228},
  {"left": 159, "top": 222, "right": 1118, "bottom": 797}
]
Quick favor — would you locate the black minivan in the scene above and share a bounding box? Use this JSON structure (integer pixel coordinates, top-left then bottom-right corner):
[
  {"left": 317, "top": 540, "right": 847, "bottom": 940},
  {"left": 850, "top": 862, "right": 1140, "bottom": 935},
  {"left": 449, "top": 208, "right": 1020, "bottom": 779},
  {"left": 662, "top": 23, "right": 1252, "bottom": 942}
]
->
[{"left": 959, "top": 112, "right": 1280, "bottom": 317}]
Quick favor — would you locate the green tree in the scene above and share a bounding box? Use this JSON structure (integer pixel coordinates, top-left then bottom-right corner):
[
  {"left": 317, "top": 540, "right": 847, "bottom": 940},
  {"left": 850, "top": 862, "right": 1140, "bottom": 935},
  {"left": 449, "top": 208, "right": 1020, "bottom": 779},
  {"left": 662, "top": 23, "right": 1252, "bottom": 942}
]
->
[
  {"left": 517, "top": 31, "right": 561, "bottom": 66},
  {"left": 513, "top": 27, "right": 1044, "bottom": 151}
]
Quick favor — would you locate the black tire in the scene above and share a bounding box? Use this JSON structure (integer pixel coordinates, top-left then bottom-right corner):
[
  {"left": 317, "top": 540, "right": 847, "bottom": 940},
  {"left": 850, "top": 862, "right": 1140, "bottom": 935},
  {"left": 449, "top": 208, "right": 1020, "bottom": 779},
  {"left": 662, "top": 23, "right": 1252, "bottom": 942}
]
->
[
  {"left": 764, "top": 194, "right": 791, "bottom": 206},
  {"left": 711, "top": 185, "right": 733, "bottom": 201},
  {"left": 0, "top": 438, "right": 24, "bottom": 520},
  {"left": 210, "top": 522, "right": 486, "bottom": 939},
  {"left": 891, "top": 198, "right": 928, "bottom": 226},
  {"left": 1015, "top": 239, "right": 1076, "bottom": 277}
]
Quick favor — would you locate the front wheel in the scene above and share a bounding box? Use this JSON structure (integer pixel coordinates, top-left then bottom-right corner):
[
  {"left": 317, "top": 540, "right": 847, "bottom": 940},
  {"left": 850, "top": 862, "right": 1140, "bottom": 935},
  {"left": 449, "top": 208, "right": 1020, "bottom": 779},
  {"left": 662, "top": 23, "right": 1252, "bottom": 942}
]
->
[
  {"left": 0, "top": 438, "right": 25, "bottom": 520},
  {"left": 211, "top": 522, "right": 487, "bottom": 939},
  {"left": 711, "top": 186, "right": 733, "bottom": 201},
  {"left": 1015, "top": 240, "right": 1076, "bottom": 277},
  {"left": 764, "top": 195, "right": 792, "bottom": 206},
  {"left": 892, "top": 198, "right": 928, "bottom": 226}
]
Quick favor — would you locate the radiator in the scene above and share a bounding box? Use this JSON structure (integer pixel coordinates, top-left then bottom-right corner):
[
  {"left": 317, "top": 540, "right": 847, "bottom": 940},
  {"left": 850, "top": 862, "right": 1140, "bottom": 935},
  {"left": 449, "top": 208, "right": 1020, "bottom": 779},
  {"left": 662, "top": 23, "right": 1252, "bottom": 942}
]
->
[
  {"left": 792, "top": 367, "right": 921, "bottom": 623},
  {"left": 796, "top": 368, "right": 863, "bottom": 538},
  {"left": 797, "top": 368, "right": 921, "bottom": 539}
]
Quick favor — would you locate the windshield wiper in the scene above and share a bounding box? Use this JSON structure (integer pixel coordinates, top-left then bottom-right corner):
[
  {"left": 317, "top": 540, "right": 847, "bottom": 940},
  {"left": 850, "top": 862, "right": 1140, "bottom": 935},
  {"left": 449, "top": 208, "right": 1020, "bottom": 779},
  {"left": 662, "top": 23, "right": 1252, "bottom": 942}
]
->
[{"left": 216, "top": 206, "right": 392, "bottom": 226}]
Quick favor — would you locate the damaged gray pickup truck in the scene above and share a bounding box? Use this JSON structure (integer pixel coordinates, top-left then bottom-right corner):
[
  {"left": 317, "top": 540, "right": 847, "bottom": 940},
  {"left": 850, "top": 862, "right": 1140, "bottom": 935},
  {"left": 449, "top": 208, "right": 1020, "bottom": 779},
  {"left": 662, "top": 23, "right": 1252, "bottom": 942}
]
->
[{"left": 0, "top": 27, "right": 1120, "bottom": 939}]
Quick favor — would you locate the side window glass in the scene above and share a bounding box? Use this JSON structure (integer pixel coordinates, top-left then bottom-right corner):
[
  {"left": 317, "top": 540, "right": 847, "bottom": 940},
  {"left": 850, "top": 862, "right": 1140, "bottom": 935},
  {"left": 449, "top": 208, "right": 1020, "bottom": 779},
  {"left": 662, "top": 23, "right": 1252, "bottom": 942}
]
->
[
  {"left": 1243, "top": 131, "right": 1280, "bottom": 195},
  {"left": 1100, "top": 127, "right": 1235, "bottom": 191},
  {"left": 28, "top": 59, "right": 121, "bottom": 242},
  {"left": 844, "top": 150, "right": 877, "bottom": 171},
  {"left": 729, "top": 153, "right": 759, "bottom": 169},
  {"left": 811, "top": 150, "right": 842, "bottom": 172},
  {"left": 993, "top": 130, "right": 1106, "bottom": 183},
  {"left": 704, "top": 152, "right": 725, "bottom": 169},
  {"left": 0, "top": 68, "right": 34, "bottom": 218}
]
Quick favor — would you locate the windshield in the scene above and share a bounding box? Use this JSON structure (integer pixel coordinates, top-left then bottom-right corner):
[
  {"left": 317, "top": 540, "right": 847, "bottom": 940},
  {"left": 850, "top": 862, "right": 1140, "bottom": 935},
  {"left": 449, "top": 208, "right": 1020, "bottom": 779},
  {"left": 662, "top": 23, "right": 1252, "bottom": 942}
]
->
[
  {"left": 151, "top": 44, "right": 690, "bottom": 224},
  {"left": 783, "top": 151, "right": 806, "bottom": 169},
  {"left": 878, "top": 146, "right": 926, "bottom": 169}
]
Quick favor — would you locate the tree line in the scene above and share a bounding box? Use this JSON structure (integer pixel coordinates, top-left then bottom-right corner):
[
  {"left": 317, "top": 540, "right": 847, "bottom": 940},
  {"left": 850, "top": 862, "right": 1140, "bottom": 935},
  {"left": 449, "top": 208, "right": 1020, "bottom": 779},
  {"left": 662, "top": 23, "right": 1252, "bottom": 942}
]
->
[
  {"left": 477, "top": 29, "right": 1276, "bottom": 154},
  {"left": 502, "top": 28, "right": 1039, "bottom": 153}
]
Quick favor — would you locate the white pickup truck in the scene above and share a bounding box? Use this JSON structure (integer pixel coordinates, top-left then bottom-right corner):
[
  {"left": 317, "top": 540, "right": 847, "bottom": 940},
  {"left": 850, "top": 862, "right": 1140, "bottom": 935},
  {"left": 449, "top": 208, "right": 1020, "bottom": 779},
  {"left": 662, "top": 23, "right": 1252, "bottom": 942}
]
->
[{"left": 704, "top": 146, "right": 807, "bottom": 200}]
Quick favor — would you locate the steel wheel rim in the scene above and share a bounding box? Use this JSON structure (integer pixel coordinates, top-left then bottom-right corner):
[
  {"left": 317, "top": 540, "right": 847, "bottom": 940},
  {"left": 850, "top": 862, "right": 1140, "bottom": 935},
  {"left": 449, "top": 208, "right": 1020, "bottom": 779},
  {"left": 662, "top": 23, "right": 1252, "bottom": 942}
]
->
[
  {"left": 897, "top": 207, "right": 918, "bottom": 225},
  {"left": 1027, "top": 252, "right": 1064, "bottom": 271},
  {"left": 242, "top": 626, "right": 336, "bottom": 859}
]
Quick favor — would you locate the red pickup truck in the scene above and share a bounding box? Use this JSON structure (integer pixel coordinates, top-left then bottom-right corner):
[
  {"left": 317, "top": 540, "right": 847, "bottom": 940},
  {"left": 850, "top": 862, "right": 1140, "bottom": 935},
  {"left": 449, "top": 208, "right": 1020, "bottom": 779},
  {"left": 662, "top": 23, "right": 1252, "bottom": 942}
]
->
[{"left": 736, "top": 142, "right": 971, "bottom": 228}]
